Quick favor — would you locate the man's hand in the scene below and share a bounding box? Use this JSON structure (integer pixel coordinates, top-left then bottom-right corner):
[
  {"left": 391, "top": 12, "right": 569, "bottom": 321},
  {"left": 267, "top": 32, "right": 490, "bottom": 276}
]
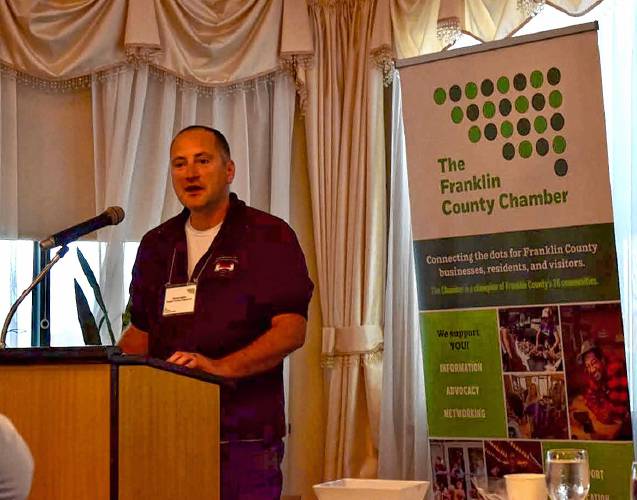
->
[
  {"left": 166, "top": 313, "right": 307, "bottom": 378},
  {"left": 118, "top": 324, "right": 149, "bottom": 355},
  {"left": 166, "top": 351, "right": 233, "bottom": 377}
]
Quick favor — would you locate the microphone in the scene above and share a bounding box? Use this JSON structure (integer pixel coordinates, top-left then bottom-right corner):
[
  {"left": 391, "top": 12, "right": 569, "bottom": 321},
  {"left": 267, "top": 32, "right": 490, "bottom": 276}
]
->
[{"left": 39, "top": 206, "right": 125, "bottom": 250}]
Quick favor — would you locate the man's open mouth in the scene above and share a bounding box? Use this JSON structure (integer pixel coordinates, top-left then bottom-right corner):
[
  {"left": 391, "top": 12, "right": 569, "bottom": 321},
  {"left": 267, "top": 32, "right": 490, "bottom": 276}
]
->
[{"left": 185, "top": 185, "right": 204, "bottom": 192}]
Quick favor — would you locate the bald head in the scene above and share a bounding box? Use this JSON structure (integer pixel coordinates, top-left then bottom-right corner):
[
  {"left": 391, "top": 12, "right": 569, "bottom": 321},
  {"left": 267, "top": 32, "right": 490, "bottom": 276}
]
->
[{"left": 170, "top": 126, "right": 231, "bottom": 161}]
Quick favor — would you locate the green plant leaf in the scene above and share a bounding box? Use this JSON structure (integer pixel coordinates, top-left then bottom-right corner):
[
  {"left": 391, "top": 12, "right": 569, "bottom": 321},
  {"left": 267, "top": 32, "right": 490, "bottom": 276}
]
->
[
  {"left": 76, "top": 247, "right": 115, "bottom": 345},
  {"left": 121, "top": 295, "right": 132, "bottom": 332},
  {"left": 73, "top": 279, "right": 101, "bottom": 346}
]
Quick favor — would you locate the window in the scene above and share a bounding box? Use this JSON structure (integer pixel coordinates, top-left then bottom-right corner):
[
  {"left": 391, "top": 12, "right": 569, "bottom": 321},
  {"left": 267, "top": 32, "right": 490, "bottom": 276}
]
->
[
  {"left": 0, "top": 241, "right": 34, "bottom": 347},
  {"left": 1, "top": 240, "right": 138, "bottom": 347}
]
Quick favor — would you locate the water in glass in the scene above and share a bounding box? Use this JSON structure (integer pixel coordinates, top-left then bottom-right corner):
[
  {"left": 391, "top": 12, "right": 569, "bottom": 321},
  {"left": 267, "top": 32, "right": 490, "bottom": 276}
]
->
[{"left": 546, "top": 450, "right": 590, "bottom": 500}]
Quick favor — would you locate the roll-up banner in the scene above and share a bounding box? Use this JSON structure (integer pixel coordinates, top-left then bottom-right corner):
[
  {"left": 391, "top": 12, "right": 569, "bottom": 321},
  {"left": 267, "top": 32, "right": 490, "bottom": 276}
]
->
[{"left": 398, "top": 23, "right": 632, "bottom": 499}]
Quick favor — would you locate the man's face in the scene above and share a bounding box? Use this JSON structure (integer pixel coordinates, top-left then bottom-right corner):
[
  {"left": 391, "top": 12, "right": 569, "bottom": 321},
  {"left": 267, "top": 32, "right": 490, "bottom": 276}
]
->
[
  {"left": 584, "top": 351, "right": 605, "bottom": 382},
  {"left": 170, "top": 129, "right": 235, "bottom": 214}
]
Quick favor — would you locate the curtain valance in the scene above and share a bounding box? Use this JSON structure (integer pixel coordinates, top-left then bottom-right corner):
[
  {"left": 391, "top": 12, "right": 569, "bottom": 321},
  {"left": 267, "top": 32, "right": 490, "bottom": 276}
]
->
[
  {"left": 0, "top": 0, "right": 607, "bottom": 83},
  {"left": 0, "top": 0, "right": 314, "bottom": 85},
  {"left": 392, "top": 0, "right": 605, "bottom": 59}
]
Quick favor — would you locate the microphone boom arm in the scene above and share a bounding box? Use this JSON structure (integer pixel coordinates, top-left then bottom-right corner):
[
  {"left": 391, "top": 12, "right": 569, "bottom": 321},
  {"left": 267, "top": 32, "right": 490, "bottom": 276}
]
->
[{"left": 0, "top": 245, "right": 70, "bottom": 348}]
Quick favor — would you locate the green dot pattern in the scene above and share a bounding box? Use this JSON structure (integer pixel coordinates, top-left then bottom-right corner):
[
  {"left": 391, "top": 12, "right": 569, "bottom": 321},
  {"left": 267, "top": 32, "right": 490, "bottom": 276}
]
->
[
  {"left": 497, "top": 76, "right": 510, "bottom": 94},
  {"left": 519, "top": 141, "right": 533, "bottom": 158},
  {"left": 553, "top": 136, "right": 567, "bottom": 154},
  {"left": 501, "top": 121, "right": 514, "bottom": 138},
  {"left": 439, "top": 68, "right": 567, "bottom": 174},
  {"left": 515, "top": 96, "right": 529, "bottom": 113},
  {"left": 549, "top": 90, "right": 563, "bottom": 108},
  {"left": 451, "top": 106, "right": 463, "bottom": 124},
  {"left": 469, "top": 126, "right": 481, "bottom": 143},
  {"left": 534, "top": 116, "right": 547, "bottom": 134},
  {"left": 530, "top": 70, "right": 543, "bottom": 88},
  {"left": 434, "top": 88, "right": 446, "bottom": 105},
  {"left": 483, "top": 101, "right": 496, "bottom": 119},
  {"left": 465, "top": 82, "right": 478, "bottom": 99}
]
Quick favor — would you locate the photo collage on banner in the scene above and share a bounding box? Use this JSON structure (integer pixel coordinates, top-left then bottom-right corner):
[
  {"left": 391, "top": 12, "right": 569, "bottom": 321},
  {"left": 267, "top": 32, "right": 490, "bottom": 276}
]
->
[{"left": 398, "top": 24, "right": 633, "bottom": 499}]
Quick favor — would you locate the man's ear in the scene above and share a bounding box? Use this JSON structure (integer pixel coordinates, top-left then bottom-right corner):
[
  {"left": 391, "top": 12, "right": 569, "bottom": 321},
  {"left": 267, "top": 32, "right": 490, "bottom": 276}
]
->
[{"left": 226, "top": 160, "right": 236, "bottom": 183}]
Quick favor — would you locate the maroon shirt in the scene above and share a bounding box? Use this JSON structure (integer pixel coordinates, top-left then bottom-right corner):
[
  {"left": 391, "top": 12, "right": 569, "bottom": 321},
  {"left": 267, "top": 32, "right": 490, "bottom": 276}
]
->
[{"left": 130, "top": 193, "right": 313, "bottom": 441}]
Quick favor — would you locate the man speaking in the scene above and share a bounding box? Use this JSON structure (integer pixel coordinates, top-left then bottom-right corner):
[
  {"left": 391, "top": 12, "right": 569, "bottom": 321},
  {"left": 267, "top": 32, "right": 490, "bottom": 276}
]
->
[{"left": 119, "top": 125, "right": 313, "bottom": 499}]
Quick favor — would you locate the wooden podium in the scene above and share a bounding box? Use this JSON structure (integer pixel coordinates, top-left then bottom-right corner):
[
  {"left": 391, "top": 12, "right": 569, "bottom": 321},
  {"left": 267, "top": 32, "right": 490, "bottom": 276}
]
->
[{"left": 0, "top": 347, "right": 220, "bottom": 500}]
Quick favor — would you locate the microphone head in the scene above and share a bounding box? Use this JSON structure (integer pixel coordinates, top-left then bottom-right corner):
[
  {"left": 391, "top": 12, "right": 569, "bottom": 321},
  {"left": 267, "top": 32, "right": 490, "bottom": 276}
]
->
[{"left": 105, "top": 206, "right": 125, "bottom": 225}]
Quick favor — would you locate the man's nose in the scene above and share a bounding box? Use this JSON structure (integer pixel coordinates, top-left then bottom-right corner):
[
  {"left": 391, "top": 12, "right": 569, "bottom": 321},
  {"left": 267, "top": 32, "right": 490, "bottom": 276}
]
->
[{"left": 185, "top": 162, "right": 200, "bottom": 179}]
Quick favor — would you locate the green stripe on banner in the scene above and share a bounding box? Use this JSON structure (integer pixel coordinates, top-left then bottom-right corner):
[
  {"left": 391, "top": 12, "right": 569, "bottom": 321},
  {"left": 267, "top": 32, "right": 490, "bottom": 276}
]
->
[
  {"left": 414, "top": 223, "right": 619, "bottom": 311},
  {"left": 421, "top": 309, "right": 507, "bottom": 438}
]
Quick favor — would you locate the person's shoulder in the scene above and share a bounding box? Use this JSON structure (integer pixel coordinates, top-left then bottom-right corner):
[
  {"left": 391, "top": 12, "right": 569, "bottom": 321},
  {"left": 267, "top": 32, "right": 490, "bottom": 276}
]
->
[
  {"left": 230, "top": 193, "right": 290, "bottom": 228},
  {"left": 0, "top": 414, "right": 34, "bottom": 497},
  {"left": 0, "top": 413, "right": 16, "bottom": 437},
  {"left": 241, "top": 204, "right": 299, "bottom": 243},
  {"left": 0, "top": 413, "right": 31, "bottom": 458},
  {"left": 243, "top": 204, "right": 289, "bottom": 227}
]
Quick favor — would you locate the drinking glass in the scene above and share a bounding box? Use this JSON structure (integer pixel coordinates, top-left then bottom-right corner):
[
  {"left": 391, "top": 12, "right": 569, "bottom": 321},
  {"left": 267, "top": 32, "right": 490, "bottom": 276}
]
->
[
  {"left": 631, "top": 461, "right": 637, "bottom": 500},
  {"left": 545, "top": 449, "right": 590, "bottom": 500}
]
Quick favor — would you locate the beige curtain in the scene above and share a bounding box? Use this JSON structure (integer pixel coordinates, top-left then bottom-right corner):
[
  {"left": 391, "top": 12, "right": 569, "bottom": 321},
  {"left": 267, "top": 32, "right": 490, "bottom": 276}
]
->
[
  {"left": 0, "top": 0, "right": 310, "bottom": 85},
  {"left": 0, "top": 1, "right": 132, "bottom": 78},
  {"left": 392, "top": 0, "right": 606, "bottom": 59},
  {"left": 303, "top": 0, "right": 390, "bottom": 480},
  {"left": 0, "top": 70, "right": 17, "bottom": 238},
  {"left": 0, "top": 0, "right": 313, "bottom": 239},
  {"left": 0, "top": 71, "right": 18, "bottom": 238}
]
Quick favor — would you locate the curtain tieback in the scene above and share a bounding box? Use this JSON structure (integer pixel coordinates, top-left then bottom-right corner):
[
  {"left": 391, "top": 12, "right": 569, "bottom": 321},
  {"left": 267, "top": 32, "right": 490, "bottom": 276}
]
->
[{"left": 323, "top": 325, "right": 383, "bottom": 361}]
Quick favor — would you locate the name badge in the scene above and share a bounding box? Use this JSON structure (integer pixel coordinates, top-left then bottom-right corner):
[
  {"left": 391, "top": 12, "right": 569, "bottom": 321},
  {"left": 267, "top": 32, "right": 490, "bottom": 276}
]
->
[{"left": 163, "top": 283, "right": 197, "bottom": 316}]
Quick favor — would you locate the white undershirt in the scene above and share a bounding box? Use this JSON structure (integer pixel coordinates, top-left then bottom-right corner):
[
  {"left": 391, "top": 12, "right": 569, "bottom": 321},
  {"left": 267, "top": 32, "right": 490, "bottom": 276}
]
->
[{"left": 185, "top": 218, "right": 222, "bottom": 279}]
